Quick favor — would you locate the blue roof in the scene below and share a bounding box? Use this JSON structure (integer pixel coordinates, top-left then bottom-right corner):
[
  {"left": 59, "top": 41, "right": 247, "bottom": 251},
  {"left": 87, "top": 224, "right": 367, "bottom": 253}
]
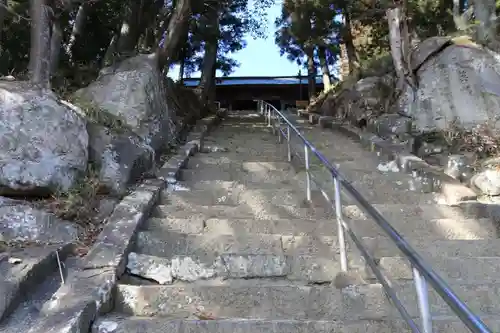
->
[{"left": 183, "top": 76, "right": 324, "bottom": 86}]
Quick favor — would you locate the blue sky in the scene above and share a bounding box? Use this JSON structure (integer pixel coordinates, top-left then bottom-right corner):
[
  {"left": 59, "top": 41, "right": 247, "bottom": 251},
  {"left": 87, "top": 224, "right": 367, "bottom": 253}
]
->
[{"left": 168, "top": 1, "right": 301, "bottom": 79}]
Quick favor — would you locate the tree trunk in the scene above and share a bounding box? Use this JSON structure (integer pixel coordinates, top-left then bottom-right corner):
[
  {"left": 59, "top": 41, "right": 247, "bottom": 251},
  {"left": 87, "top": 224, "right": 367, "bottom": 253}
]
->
[
  {"left": 65, "top": 2, "right": 89, "bottom": 63},
  {"left": 339, "top": 5, "right": 360, "bottom": 80},
  {"left": 207, "top": 60, "right": 217, "bottom": 110},
  {"left": 197, "top": 2, "right": 219, "bottom": 107},
  {"left": 387, "top": 1, "right": 417, "bottom": 96},
  {"left": 141, "top": 0, "right": 161, "bottom": 51},
  {"left": 49, "top": 17, "right": 63, "bottom": 75},
  {"left": 0, "top": 0, "right": 7, "bottom": 50},
  {"left": 155, "top": 0, "right": 191, "bottom": 71},
  {"left": 103, "top": 33, "right": 119, "bottom": 67},
  {"left": 317, "top": 46, "right": 331, "bottom": 90},
  {"left": 29, "top": 0, "right": 53, "bottom": 88},
  {"left": 116, "top": 0, "right": 144, "bottom": 55},
  {"left": 472, "top": 0, "right": 498, "bottom": 49},
  {"left": 305, "top": 48, "right": 316, "bottom": 100},
  {"left": 178, "top": 51, "right": 185, "bottom": 83},
  {"left": 387, "top": 6, "right": 407, "bottom": 90}
]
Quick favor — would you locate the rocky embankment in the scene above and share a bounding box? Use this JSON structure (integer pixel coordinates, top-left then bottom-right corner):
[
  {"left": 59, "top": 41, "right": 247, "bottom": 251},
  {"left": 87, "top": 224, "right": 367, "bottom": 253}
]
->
[
  {"left": 317, "top": 35, "right": 500, "bottom": 200},
  {"left": 0, "top": 53, "right": 201, "bottom": 252}
]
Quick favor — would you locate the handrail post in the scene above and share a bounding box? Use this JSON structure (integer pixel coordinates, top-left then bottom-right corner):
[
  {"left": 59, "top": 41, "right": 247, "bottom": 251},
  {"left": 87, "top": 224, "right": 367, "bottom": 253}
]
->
[
  {"left": 267, "top": 106, "right": 272, "bottom": 127},
  {"left": 287, "top": 125, "right": 292, "bottom": 162},
  {"left": 304, "top": 145, "right": 311, "bottom": 201},
  {"left": 334, "top": 176, "right": 348, "bottom": 272},
  {"left": 277, "top": 116, "right": 282, "bottom": 143},
  {"left": 414, "top": 268, "right": 433, "bottom": 333}
]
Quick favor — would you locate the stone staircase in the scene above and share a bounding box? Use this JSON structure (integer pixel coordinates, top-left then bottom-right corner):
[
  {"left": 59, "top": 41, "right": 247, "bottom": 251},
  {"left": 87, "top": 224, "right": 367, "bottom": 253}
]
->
[{"left": 92, "top": 110, "right": 500, "bottom": 332}]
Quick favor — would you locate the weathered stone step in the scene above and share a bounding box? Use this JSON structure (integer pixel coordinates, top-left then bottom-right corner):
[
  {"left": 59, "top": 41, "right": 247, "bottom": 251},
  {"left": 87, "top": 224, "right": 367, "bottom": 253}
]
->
[
  {"left": 113, "top": 283, "right": 388, "bottom": 320},
  {"left": 112, "top": 280, "right": 500, "bottom": 320},
  {"left": 367, "top": 256, "right": 500, "bottom": 284},
  {"left": 92, "top": 316, "right": 500, "bottom": 333},
  {"left": 174, "top": 180, "right": 300, "bottom": 191},
  {"left": 203, "top": 218, "right": 337, "bottom": 236},
  {"left": 134, "top": 231, "right": 354, "bottom": 283},
  {"left": 179, "top": 166, "right": 298, "bottom": 185},
  {"left": 348, "top": 216, "right": 495, "bottom": 240},
  {"left": 188, "top": 152, "right": 287, "bottom": 164},
  {"left": 344, "top": 204, "right": 498, "bottom": 239},
  {"left": 127, "top": 250, "right": 346, "bottom": 284},
  {"left": 135, "top": 231, "right": 284, "bottom": 259},
  {"left": 153, "top": 202, "right": 333, "bottom": 221},
  {"left": 186, "top": 160, "right": 294, "bottom": 173},
  {"left": 361, "top": 237, "right": 500, "bottom": 258},
  {"left": 160, "top": 188, "right": 306, "bottom": 208}
]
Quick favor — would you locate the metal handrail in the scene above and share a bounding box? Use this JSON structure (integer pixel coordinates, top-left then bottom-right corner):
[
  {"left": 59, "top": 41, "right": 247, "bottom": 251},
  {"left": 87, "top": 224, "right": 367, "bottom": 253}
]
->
[{"left": 256, "top": 100, "right": 492, "bottom": 333}]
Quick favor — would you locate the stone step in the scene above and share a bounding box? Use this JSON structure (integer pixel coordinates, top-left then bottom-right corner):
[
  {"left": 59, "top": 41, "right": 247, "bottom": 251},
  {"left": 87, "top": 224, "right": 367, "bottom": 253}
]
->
[
  {"left": 160, "top": 188, "right": 307, "bottom": 208},
  {"left": 179, "top": 166, "right": 299, "bottom": 185},
  {"left": 173, "top": 180, "right": 300, "bottom": 192},
  {"left": 367, "top": 256, "right": 500, "bottom": 284},
  {"left": 112, "top": 280, "right": 500, "bottom": 320},
  {"left": 187, "top": 151, "right": 287, "bottom": 164},
  {"left": 135, "top": 231, "right": 284, "bottom": 259},
  {"left": 362, "top": 237, "right": 500, "bottom": 258},
  {"left": 134, "top": 232, "right": 351, "bottom": 283},
  {"left": 113, "top": 283, "right": 389, "bottom": 320},
  {"left": 153, "top": 203, "right": 333, "bottom": 221},
  {"left": 203, "top": 218, "right": 337, "bottom": 236},
  {"left": 203, "top": 217, "right": 500, "bottom": 256},
  {"left": 343, "top": 204, "right": 498, "bottom": 239},
  {"left": 92, "top": 316, "right": 500, "bottom": 333}
]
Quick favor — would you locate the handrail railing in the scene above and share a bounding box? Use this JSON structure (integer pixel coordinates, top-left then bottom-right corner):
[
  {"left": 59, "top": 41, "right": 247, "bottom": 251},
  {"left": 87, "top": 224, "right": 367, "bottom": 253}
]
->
[{"left": 256, "top": 100, "right": 492, "bottom": 333}]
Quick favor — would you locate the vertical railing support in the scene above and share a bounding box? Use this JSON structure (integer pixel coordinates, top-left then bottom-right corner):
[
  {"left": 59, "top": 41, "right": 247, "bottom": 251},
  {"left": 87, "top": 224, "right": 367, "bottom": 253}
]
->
[
  {"left": 267, "top": 106, "right": 272, "bottom": 127},
  {"left": 304, "top": 145, "right": 311, "bottom": 201},
  {"left": 277, "top": 116, "right": 282, "bottom": 143},
  {"left": 287, "top": 125, "right": 292, "bottom": 162},
  {"left": 414, "top": 268, "right": 433, "bottom": 333},
  {"left": 334, "top": 176, "right": 348, "bottom": 272}
]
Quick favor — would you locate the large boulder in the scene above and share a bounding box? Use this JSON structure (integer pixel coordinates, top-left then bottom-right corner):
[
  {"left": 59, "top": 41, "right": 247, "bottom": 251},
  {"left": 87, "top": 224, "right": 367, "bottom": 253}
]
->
[
  {"left": 399, "top": 36, "right": 500, "bottom": 133},
  {"left": 320, "top": 75, "right": 394, "bottom": 123},
  {"left": 86, "top": 123, "right": 154, "bottom": 196},
  {"left": 74, "top": 54, "right": 179, "bottom": 153},
  {"left": 0, "top": 196, "right": 78, "bottom": 245},
  {"left": 0, "top": 82, "right": 88, "bottom": 196}
]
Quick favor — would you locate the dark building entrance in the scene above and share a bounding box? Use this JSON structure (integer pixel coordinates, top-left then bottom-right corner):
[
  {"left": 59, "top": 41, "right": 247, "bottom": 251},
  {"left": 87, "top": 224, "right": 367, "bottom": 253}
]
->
[{"left": 183, "top": 76, "right": 328, "bottom": 111}]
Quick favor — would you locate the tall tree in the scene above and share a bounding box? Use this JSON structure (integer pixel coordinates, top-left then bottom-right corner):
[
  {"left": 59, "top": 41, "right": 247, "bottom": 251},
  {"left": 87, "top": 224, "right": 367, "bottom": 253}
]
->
[{"left": 29, "top": 0, "right": 52, "bottom": 88}]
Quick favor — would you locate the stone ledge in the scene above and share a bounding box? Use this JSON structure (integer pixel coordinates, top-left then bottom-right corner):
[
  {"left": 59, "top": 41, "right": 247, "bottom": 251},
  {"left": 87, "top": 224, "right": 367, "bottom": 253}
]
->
[
  {"left": 27, "top": 113, "right": 223, "bottom": 333},
  {"left": 326, "top": 122, "right": 478, "bottom": 205}
]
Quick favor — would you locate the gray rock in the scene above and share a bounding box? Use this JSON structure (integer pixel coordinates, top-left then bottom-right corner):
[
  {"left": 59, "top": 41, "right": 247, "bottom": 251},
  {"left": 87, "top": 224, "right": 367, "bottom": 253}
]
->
[
  {"left": 87, "top": 122, "right": 154, "bottom": 196},
  {"left": 472, "top": 158, "right": 500, "bottom": 195},
  {"left": 171, "top": 256, "right": 217, "bottom": 282},
  {"left": 320, "top": 75, "right": 394, "bottom": 123},
  {"left": 219, "top": 254, "right": 289, "bottom": 278},
  {"left": 75, "top": 54, "right": 179, "bottom": 153},
  {"left": 399, "top": 38, "right": 500, "bottom": 133},
  {"left": 0, "top": 82, "right": 88, "bottom": 195},
  {"left": 409, "top": 36, "right": 452, "bottom": 70},
  {"left": 126, "top": 253, "right": 216, "bottom": 283},
  {"left": 127, "top": 252, "right": 173, "bottom": 284},
  {"left": 369, "top": 114, "right": 412, "bottom": 138},
  {"left": 444, "top": 154, "right": 474, "bottom": 181},
  {"left": 0, "top": 197, "right": 78, "bottom": 244}
]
